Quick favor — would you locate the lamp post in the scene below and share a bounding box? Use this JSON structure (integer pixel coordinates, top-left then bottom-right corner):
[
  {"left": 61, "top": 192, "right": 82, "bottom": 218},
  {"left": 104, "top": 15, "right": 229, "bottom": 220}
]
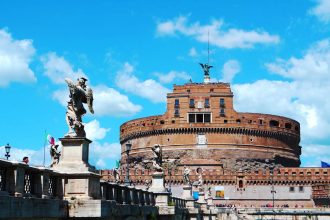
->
[
  {"left": 270, "top": 166, "right": 276, "bottom": 219},
  {"left": 5, "top": 143, "right": 11, "bottom": 160},
  {"left": 124, "top": 141, "right": 132, "bottom": 186}
]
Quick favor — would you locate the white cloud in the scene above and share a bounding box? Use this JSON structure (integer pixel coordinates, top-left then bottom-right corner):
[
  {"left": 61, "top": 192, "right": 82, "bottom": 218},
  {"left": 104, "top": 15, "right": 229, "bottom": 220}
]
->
[
  {"left": 116, "top": 62, "right": 171, "bottom": 103},
  {"left": 53, "top": 85, "right": 142, "bottom": 117},
  {"left": 154, "top": 70, "right": 191, "bottom": 84},
  {"left": 41, "top": 52, "right": 87, "bottom": 84},
  {"left": 188, "top": 47, "right": 198, "bottom": 57},
  {"left": 0, "top": 29, "right": 36, "bottom": 87},
  {"left": 233, "top": 39, "right": 330, "bottom": 142},
  {"left": 90, "top": 141, "right": 121, "bottom": 169},
  {"left": 156, "top": 16, "right": 280, "bottom": 49},
  {"left": 301, "top": 144, "right": 330, "bottom": 167},
  {"left": 221, "top": 60, "right": 240, "bottom": 83},
  {"left": 85, "top": 119, "right": 110, "bottom": 141},
  {"left": 310, "top": 0, "right": 330, "bottom": 23}
]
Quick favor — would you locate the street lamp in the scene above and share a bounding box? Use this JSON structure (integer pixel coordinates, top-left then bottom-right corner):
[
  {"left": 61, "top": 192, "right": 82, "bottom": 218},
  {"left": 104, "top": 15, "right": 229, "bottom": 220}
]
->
[
  {"left": 124, "top": 141, "right": 132, "bottom": 186},
  {"left": 5, "top": 143, "right": 11, "bottom": 160}
]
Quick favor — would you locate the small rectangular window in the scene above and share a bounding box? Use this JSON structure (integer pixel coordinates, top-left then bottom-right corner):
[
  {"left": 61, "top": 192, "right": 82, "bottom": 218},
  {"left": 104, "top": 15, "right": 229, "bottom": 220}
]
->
[
  {"left": 299, "top": 186, "right": 304, "bottom": 192},
  {"left": 220, "top": 108, "right": 225, "bottom": 116},
  {"left": 174, "top": 99, "right": 179, "bottom": 107},
  {"left": 205, "top": 98, "right": 210, "bottom": 108},
  {"left": 289, "top": 186, "right": 295, "bottom": 192},
  {"left": 220, "top": 98, "right": 225, "bottom": 107},
  {"left": 174, "top": 109, "right": 179, "bottom": 117},
  {"left": 189, "top": 99, "right": 195, "bottom": 108}
]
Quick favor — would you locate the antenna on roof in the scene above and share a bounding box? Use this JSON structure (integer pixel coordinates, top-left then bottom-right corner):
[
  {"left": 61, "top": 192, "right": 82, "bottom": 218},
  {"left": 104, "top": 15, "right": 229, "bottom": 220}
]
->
[
  {"left": 208, "top": 29, "right": 210, "bottom": 65},
  {"left": 199, "top": 29, "right": 213, "bottom": 84}
]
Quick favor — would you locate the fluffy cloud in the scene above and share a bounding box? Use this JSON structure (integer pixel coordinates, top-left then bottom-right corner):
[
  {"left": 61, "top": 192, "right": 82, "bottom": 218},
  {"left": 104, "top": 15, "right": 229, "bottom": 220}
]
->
[
  {"left": 301, "top": 144, "right": 330, "bottom": 167},
  {"left": 90, "top": 141, "right": 121, "bottom": 169},
  {"left": 154, "top": 70, "right": 191, "bottom": 84},
  {"left": 0, "top": 29, "right": 36, "bottom": 87},
  {"left": 85, "top": 119, "right": 110, "bottom": 141},
  {"left": 53, "top": 85, "right": 142, "bottom": 117},
  {"left": 188, "top": 47, "right": 198, "bottom": 57},
  {"left": 221, "top": 60, "right": 240, "bottom": 83},
  {"left": 156, "top": 16, "right": 279, "bottom": 49},
  {"left": 41, "top": 52, "right": 87, "bottom": 84},
  {"left": 116, "top": 62, "right": 171, "bottom": 103},
  {"left": 233, "top": 39, "right": 330, "bottom": 142},
  {"left": 309, "top": 0, "right": 330, "bottom": 23}
]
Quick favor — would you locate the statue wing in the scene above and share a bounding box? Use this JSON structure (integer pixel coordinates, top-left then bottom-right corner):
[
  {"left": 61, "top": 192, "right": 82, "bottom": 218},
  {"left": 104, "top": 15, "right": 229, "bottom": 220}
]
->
[
  {"left": 199, "top": 63, "right": 204, "bottom": 68},
  {"left": 86, "top": 88, "right": 94, "bottom": 114}
]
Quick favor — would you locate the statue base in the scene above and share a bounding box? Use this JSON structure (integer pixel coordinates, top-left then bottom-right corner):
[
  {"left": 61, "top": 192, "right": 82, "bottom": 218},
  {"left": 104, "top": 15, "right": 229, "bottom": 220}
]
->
[
  {"left": 52, "top": 137, "right": 100, "bottom": 199},
  {"left": 53, "top": 137, "right": 95, "bottom": 173},
  {"left": 149, "top": 171, "right": 170, "bottom": 206},
  {"left": 181, "top": 184, "right": 195, "bottom": 207},
  {"left": 196, "top": 189, "right": 207, "bottom": 209}
]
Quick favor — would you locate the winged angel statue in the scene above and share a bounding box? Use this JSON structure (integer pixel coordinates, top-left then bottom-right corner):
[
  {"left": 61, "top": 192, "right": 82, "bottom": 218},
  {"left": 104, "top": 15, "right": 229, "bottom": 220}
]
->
[{"left": 64, "top": 77, "right": 94, "bottom": 137}]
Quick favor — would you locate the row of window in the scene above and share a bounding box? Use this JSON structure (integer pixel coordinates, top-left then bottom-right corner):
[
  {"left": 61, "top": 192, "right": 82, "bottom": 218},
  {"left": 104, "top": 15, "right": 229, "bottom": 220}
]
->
[{"left": 174, "top": 98, "right": 225, "bottom": 108}]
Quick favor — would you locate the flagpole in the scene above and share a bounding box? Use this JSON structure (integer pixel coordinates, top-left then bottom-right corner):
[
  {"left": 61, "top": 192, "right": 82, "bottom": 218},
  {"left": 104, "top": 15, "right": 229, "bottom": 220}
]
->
[{"left": 43, "top": 130, "right": 47, "bottom": 167}]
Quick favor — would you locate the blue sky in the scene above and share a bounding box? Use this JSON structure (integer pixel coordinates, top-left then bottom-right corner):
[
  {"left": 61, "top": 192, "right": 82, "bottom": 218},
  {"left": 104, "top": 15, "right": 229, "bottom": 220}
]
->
[{"left": 1, "top": 0, "right": 330, "bottom": 168}]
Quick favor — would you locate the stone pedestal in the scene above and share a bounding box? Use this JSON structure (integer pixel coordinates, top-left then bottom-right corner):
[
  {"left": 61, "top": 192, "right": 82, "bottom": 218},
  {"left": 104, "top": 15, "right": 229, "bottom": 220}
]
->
[
  {"left": 181, "top": 184, "right": 195, "bottom": 207},
  {"left": 196, "top": 189, "right": 207, "bottom": 209},
  {"left": 53, "top": 137, "right": 100, "bottom": 199},
  {"left": 148, "top": 172, "right": 170, "bottom": 206}
]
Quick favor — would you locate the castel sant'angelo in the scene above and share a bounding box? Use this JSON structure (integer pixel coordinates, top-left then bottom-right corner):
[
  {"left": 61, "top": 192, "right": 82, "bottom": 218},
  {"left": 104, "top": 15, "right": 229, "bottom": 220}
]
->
[{"left": 102, "top": 65, "right": 330, "bottom": 207}]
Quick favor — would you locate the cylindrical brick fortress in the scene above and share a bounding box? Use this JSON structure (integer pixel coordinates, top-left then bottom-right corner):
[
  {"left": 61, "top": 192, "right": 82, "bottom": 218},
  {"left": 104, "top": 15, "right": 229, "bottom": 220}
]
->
[{"left": 120, "top": 82, "right": 301, "bottom": 170}]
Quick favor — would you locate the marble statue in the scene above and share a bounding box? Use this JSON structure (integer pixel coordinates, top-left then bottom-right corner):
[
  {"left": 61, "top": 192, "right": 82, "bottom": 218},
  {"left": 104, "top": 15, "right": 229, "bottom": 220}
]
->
[
  {"left": 64, "top": 77, "right": 94, "bottom": 137},
  {"left": 113, "top": 168, "right": 120, "bottom": 183},
  {"left": 151, "top": 144, "right": 163, "bottom": 172},
  {"left": 183, "top": 166, "right": 191, "bottom": 185},
  {"left": 50, "top": 144, "right": 61, "bottom": 167},
  {"left": 196, "top": 167, "right": 203, "bottom": 186}
]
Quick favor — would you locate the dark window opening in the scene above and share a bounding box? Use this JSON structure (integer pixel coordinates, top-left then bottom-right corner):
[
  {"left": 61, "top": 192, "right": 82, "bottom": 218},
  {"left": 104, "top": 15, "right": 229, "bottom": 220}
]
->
[
  {"left": 160, "top": 120, "right": 165, "bottom": 125},
  {"left": 285, "top": 123, "right": 292, "bottom": 129},
  {"left": 189, "top": 99, "right": 195, "bottom": 108},
  {"left": 220, "top": 98, "right": 225, "bottom": 107},
  {"left": 171, "top": 120, "right": 175, "bottom": 124},
  {"left": 248, "top": 120, "right": 252, "bottom": 124},
  {"left": 238, "top": 180, "right": 244, "bottom": 188},
  {"left": 210, "top": 88, "right": 214, "bottom": 92},
  {"left": 196, "top": 114, "right": 203, "bottom": 123},
  {"left": 269, "top": 120, "right": 279, "bottom": 127},
  {"left": 259, "top": 119, "right": 263, "bottom": 125},
  {"left": 188, "top": 113, "right": 211, "bottom": 123},
  {"left": 174, "top": 99, "right": 180, "bottom": 107},
  {"left": 220, "top": 108, "right": 225, "bottom": 117},
  {"left": 187, "top": 89, "right": 190, "bottom": 93},
  {"left": 204, "top": 114, "right": 211, "bottom": 123},
  {"left": 236, "top": 119, "right": 241, "bottom": 124},
  {"left": 299, "top": 186, "right": 304, "bottom": 192},
  {"left": 289, "top": 186, "right": 295, "bottom": 192},
  {"left": 205, "top": 98, "right": 210, "bottom": 108},
  {"left": 174, "top": 109, "right": 179, "bottom": 117},
  {"left": 189, "top": 114, "right": 195, "bottom": 123},
  {"left": 142, "top": 123, "right": 145, "bottom": 126},
  {"left": 224, "top": 120, "right": 228, "bottom": 123}
]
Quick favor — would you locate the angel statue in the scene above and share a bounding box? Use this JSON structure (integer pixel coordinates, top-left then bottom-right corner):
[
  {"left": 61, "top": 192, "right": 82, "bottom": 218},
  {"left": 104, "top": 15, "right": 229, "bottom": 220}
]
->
[
  {"left": 199, "top": 63, "right": 213, "bottom": 76},
  {"left": 64, "top": 77, "right": 94, "bottom": 137},
  {"left": 151, "top": 144, "right": 163, "bottom": 172},
  {"left": 183, "top": 166, "right": 191, "bottom": 185}
]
